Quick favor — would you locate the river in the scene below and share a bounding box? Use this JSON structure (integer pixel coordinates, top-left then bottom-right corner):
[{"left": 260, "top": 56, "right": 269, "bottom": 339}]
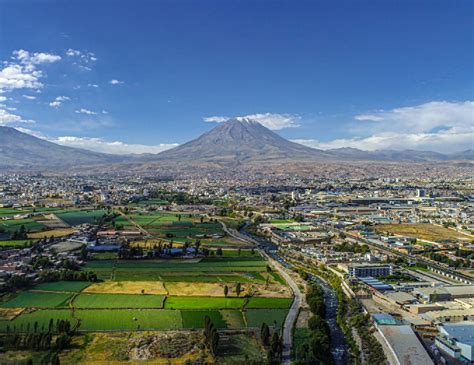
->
[
  {"left": 310, "top": 274, "right": 348, "bottom": 365},
  {"left": 239, "top": 226, "right": 348, "bottom": 364}
]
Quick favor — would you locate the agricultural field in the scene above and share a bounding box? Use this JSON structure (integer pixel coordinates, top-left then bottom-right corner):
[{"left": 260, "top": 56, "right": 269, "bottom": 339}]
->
[
  {"left": 374, "top": 223, "right": 473, "bottom": 242},
  {"left": 73, "top": 293, "right": 165, "bottom": 309},
  {"left": 57, "top": 209, "right": 107, "bottom": 226},
  {"left": 32, "top": 281, "right": 91, "bottom": 293},
  {"left": 28, "top": 227, "right": 76, "bottom": 239},
  {"left": 0, "top": 291, "right": 72, "bottom": 308},
  {"left": 0, "top": 246, "right": 290, "bottom": 337}
]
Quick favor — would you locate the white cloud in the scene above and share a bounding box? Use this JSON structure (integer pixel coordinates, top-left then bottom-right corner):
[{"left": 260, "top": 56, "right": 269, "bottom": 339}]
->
[
  {"left": 293, "top": 101, "right": 474, "bottom": 153},
  {"left": 0, "top": 109, "right": 22, "bottom": 124},
  {"left": 66, "top": 49, "right": 81, "bottom": 57},
  {"left": 75, "top": 108, "right": 97, "bottom": 115},
  {"left": 0, "top": 109, "right": 34, "bottom": 125},
  {"left": 14, "top": 127, "right": 46, "bottom": 139},
  {"left": 109, "top": 79, "right": 123, "bottom": 85},
  {"left": 66, "top": 49, "right": 97, "bottom": 64},
  {"left": 354, "top": 114, "right": 384, "bottom": 122},
  {"left": 13, "top": 49, "right": 61, "bottom": 65},
  {"left": 22, "top": 95, "right": 36, "bottom": 100},
  {"left": 0, "top": 49, "right": 61, "bottom": 93},
  {"left": 0, "top": 64, "right": 43, "bottom": 91},
  {"left": 353, "top": 101, "right": 473, "bottom": 133},
  {"left": 87, "top": 84, "right": 99, "bottom": 88},
  {"left": 52, "top": 136, "right": 178, "bottom": 155},
  {"left": 203, "top": 112, "right": 300, "bottom": 130},
  {"left": 203, "top": 116, "right": 229, "bottom": 123},
  {"left": 293, "top": 129, "right": 474, "bottom": 154},
  {"left": 102, "top": 110, "right": 108, "bottom": 114},
  {"left": 49, "top": 95, "right": 70, "bottom": 108},
  {"left": 0, "top": 96, "right": 6, "bottom": 102}
]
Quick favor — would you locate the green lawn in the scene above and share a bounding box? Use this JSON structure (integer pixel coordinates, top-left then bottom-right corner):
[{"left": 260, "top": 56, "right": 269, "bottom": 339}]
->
[
  {"left": 73, "top": 293, "right": 165, "bottom": 309},
  {"left": 0, "top": 292, "right": 73, "bottom": 308},
  {"left": 32, "top": 281, "right": 91, "bottom": 293},
  {"left": 164, "top": 296, "right": 245, "bottom": 310}
]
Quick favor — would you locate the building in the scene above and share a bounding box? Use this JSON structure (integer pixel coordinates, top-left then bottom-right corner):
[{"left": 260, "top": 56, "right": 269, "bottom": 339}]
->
[
  {"left": 344, "top": 263, "right": 393, "bottom": 278},
  {"left": 373, "top": 314, "right": 434, "bottom": 365},
  {"left": 435, "top": 322, "right": 474, "bottom": 363}
]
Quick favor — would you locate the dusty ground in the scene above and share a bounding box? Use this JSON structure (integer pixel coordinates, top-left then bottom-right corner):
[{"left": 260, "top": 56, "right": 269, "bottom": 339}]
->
[
  {"left": 0, "top": 307, "right": 24, "bottom": 320},
  {"left": 164, "top": 281, "right": 292, "bottom": 298},
  {"left": 28, "top": 227, "right": 76, "bottom": 239},
  {"left": 295, "top": 309, "right": 311, "bottom": 329},
  {"left": 374, "top": 224, "right": 472, "bottom": 242},
  {"left": 84, "top": 281, "right": 168, "bottom": 295},
  {"left": 60, "top": 331, "right": 211, "bottom": 364}
]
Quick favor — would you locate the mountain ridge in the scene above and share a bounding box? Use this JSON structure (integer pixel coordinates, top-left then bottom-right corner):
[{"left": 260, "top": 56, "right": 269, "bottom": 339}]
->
[{"left": 0, "top": 121, "right": 472, "bottom": 171}]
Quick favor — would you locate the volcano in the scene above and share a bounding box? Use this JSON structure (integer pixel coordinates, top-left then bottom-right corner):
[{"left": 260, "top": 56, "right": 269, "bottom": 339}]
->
[{"left": 155, "top": 118, "right": 334, "bottom": 164}]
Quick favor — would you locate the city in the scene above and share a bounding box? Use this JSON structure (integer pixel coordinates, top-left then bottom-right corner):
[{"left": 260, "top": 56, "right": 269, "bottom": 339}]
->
[{"left": 0, "top": 0, "right": 472, "bottom": 364}]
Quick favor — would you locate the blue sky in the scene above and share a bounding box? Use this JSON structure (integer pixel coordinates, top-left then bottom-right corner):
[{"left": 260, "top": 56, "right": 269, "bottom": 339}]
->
[{"left": 0, "top": 0, "right": 472, "bottom": 153}]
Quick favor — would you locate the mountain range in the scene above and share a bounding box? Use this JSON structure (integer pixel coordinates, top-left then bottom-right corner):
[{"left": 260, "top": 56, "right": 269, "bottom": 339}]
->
[{"left": 0, "top": 119, "right": 472, "bottom": 171}]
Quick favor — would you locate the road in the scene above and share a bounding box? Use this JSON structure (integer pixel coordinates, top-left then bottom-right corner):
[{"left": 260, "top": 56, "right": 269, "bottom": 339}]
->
[
  {"left": 224, "top": 222, "right": 302, "bottom": 364},
  {"left": 264, "top": 250, "right": 303, "bottom": 365}
]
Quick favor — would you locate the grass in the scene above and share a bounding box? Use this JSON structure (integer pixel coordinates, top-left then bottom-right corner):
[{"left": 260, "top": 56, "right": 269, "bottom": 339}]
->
[
  {"left": 246, "top": 297, "right": 292, "bottom": 309},
  {"left": 0, "top": 240, "right": 35, "bottom": 247},
  {"left": 75, "top": 309, "right": 182, "bottom": 331},
  {"left": 73, "top": 293, "right": 165, "bottom": 309},
  {"left": 245, "top": 309, "right": 288, "bottom": 329},
  {"left": 164, "top": 296, "right": 245, "bottom": 310},
  {"left": 181, "top": 310, "right": 227, "bottom": 328},
  {"left": 217, "top": 333, "right": 266, "bottom": 364},
  {"left": 57, "top": 209, "right": 107, "bottom": 226},
  {"left": 374, "top": 223, "right": 473, "bottom": 242},
  {"left": 32, "top": 281, "right": 91, "bottom": 293},
  {"left": 0, "top": 309, "right": 75, "bottom": 332},
  {"left": 0, "top": 291, "right": 73, "bottom": 308},
  {"left": 0, "top": 218, "right": 46, "bottom": 234}
]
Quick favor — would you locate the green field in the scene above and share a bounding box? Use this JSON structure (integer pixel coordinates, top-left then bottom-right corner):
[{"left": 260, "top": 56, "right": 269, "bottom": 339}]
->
[
  {"left": 75, "top": 309, "right": 182, "bottom": 331},
  {"left": 0, "top": 309, "right": 75, "bottom": 332},
  {"left": 246, "top": 297, "right": 292, "bottom": 309},
  {"left": 57, "top": 210, "right": 107, "bottom": 226},
  {"left": 0, "top": 240, "right": 35, "bottom": 247},
  {"left": 32, "top": 281, "right": 91, "bottom": 293},
  {"left": 181, "top": 310, "right": 227, "bottom": 328},
  {"left": 245, "top": 309, "right": 288, "bottom": 329},
  {"left": 0, "top": 218, "right": 46, "bottom": 235},
  {"left": 0, "top": 292, "right": 73, "bottom": 308},
  {"left": 164, "top": 296, "right": 245, "bottom": 310},
  {"left": 73, "top": 293, "right": 165, "bottom": 309}
]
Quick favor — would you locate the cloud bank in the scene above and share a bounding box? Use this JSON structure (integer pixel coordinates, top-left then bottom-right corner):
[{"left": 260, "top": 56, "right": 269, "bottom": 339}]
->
[
  {"left": 295, "top": 101, "right": 473, "bottom": 153},
  {"left": 203, "top": 112, "right": 300, "bottom": 130}
]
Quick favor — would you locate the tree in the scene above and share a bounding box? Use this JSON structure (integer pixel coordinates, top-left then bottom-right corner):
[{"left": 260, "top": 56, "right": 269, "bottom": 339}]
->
[
  {"left": 51, "top": 353, "right": 60, "bottom": 365},
  {"left": 224, "top": 285, "right": 229, "bottom": 297},
  {"left": 235, "top": 282, "right": 241, "bottom": 297},
  {"left": 260, "top": 323, "right": 270, "bottom": 346},
  {"left": 216, "top": 248, "right": 223, "bottom": 257}
]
